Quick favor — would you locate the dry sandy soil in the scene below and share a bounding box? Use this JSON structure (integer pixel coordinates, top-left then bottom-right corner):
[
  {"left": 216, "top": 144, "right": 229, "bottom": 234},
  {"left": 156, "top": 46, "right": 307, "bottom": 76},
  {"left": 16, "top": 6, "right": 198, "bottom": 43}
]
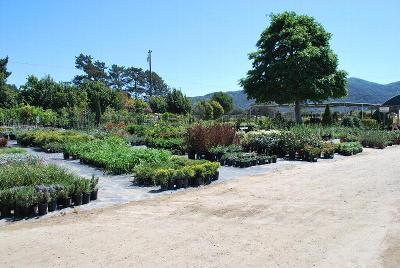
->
[{"left": 1, "top": 147, "right": 400, "bottom": 268}]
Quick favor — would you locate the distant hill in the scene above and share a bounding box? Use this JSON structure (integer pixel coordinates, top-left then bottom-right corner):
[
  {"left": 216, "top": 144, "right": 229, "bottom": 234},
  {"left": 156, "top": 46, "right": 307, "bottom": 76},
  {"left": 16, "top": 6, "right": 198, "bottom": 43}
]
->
[{"left": 190, "top": 78, "right": 400, "bottom": 109}]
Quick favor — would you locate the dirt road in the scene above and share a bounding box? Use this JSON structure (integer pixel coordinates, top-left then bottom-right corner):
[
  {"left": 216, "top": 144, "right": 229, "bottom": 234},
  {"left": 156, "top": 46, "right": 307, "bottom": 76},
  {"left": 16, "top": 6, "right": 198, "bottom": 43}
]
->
[{"left": 1, "top": 147, "right": 400, "bottom": 267}]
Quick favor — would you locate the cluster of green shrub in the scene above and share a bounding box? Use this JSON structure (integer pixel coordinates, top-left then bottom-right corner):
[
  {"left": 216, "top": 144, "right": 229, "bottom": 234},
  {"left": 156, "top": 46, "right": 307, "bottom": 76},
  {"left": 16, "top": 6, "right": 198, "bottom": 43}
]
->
[
  {"left": 0, "top": 163, "right": 98, "bottom": 218},
  {"left": 126, "top": 124, "right": 186, "bottom": 154},
  {"left": 17, "top": 129, "right": 93, "bottom": 153},
  {"left": 336, "top": 142, "right": 363, "bottom": 156},
  {"left": 220, "top": 152, "right": 277, "bottom": 168},
  {"left": 133, "top": 157, "right": 220, "bottom": 190},
  {"left": 0, "top": 147, "right": 27, "bottom": 155},
  {"left": 64, "top": 137, "right": 171, "bottom": 174},
  {"left": 358, "top": 130, "right": 400, "bottom": 149}
]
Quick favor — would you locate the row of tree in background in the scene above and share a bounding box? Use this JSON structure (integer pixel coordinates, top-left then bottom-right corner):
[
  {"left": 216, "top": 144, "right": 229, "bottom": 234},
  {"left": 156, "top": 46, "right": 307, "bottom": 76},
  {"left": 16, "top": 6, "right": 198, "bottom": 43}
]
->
[{"left": 0, "top": 55, "right": 233, "bottom": 127}]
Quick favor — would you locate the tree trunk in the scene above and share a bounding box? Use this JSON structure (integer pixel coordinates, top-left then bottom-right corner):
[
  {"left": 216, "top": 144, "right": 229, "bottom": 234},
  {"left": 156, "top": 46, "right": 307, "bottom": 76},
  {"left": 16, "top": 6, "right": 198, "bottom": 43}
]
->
[{"left": 294, "top": 100, "right": 302, "bottom": 123}]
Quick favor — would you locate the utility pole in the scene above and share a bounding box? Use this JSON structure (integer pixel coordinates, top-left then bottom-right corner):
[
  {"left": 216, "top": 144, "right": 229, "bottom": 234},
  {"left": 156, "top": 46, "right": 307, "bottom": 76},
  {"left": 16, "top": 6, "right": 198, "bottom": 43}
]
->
[{"left": 147, "top": 50, "right": 152, "bottom": 96}]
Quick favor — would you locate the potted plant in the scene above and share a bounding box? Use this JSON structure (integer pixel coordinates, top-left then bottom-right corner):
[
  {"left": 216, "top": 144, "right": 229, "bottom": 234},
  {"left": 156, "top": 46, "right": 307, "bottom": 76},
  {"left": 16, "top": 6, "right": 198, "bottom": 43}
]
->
[
  {"left": 82, "top": 179, "right": 91, "bottom": 204},
  {"left": 14, "top": 186, "right": 38, "bottom": 217},
  {"left": 0, "top": 188, "right": 14, "bottom": 218},
  {"left": 35, "top": 185, "right": 50, "bottom": 216},
  {"left": 72, "top": 179, "right": 84, "bottom": 206},
  {"left": 48, "top": 185, "right": 58, "bottom": 212},
  {"left": 57, "top": 185, "right": 71, "bottom": 208},
  {"left": 155, "top": 169, "right": 169, "bottom": 191},
  {"left": 90, "top": 175, "right": 99, "bottom": 201}
]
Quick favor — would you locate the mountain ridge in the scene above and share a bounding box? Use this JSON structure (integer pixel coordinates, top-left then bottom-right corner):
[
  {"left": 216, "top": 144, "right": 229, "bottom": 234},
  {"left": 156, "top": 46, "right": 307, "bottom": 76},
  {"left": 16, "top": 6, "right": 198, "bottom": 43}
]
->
[{"left": 190, "top": 78, "right": 400, "bottom": 109}]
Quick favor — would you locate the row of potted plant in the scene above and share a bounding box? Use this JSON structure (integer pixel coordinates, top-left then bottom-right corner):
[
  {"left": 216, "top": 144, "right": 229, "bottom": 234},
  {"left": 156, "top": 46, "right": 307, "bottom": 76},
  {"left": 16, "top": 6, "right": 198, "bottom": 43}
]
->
[
  {"left": 63, "top": 137, "right": 171, "bottom": 174},
  {"left": 133, "top": 157, "right": 220, "bottom": 191},
  {"left": 220, "top": 152, "right": 277, "bottom": 168},
  {"left": 17, "top": 129, "right": 93, "bottom": 153},
  {"left": 358, "top": 130, "right": 400, "bottom": 149},
  {"left": 0, "top": 163, "right": 99, "bottom": 218},
  {"left": 146, "top": 137, "right": 186, "bottom": 155}
]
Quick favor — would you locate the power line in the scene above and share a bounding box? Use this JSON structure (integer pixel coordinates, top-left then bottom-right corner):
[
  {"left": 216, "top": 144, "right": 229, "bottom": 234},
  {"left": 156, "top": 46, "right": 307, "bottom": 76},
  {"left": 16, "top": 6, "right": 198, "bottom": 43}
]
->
[{"left": 8, "top": 60, "right": 76, "bottom": 70}]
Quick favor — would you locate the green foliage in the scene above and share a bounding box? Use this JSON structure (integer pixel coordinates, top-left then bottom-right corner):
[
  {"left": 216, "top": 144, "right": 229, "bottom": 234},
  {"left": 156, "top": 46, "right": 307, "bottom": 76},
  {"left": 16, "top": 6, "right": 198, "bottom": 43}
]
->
[
  {"left": 17, "top": 129, "right": 93, "bottom": 152},
  {"left": 133, "top": 157, "right": 219, "bottom": 186},
  {"left": 166, "top": 88, "right": 192, "bottom": 115},
  {"left": 358, "top": 130, "right": 392, "bottom": 149},
  {"left": 209, "top": 100, "right": 224, "bottom": 119},
  {"left": 193, "top": 100, "right": 213, "bottom": 120},
  {"left": 341, "top": 117, "right": 354, "bottom": 127},
  {"left": 240, "top": 12, "right": 347, "bottom": 123},
  {"left": 65, "top": 137, "right": 171, "bottom": 174},
  {"left": 211, "top": 92, "right": 233, "bottom": 114},
  {"left": 322, "top": 105, "right": 333, "bottom": 125},
  {"left": 0, "top": 162, "right": 98, "bottom": 208},
  {"left": 361, "top": 119, "right": 379, "bottom": 129},
  {"left": 0, "top": 147, "right": 26, "bottom": 154},
  {"left": 148, "top": 96, "right": 168, "bottom": 113},
  {"left": 336, "top": 142, "right": 363, "bottom": 156}
]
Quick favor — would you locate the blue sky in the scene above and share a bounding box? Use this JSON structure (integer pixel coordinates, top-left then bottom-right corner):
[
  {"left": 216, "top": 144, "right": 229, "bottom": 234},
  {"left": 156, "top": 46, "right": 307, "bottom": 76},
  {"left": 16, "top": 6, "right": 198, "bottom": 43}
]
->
[{"left": 1, "top": 0, "right": 399, "bottom": 96}]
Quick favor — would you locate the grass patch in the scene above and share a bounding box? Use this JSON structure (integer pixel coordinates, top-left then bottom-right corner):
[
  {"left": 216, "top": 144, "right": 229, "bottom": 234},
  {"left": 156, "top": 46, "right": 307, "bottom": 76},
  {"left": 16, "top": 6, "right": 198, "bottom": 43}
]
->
[{"left": 0, "top": 147, "right": 27, "bottom": 154}]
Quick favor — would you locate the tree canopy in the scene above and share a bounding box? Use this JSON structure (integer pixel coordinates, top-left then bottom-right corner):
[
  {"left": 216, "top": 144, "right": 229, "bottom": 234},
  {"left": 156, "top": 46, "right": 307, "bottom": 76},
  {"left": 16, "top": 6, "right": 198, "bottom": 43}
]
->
[
  {"left": 240, "top": 12, "right": 347, "bottom": 123},
  {"left": 211, "top": 92, "right": 233, "bottom": 114},
  {"left": 166, "top": 88, "right": 192, "bottom": 115}
]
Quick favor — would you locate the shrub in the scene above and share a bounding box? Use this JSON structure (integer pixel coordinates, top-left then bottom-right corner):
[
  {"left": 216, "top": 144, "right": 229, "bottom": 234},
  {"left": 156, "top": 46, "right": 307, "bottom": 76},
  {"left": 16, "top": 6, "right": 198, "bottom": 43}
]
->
[
  {"left": 0, "top": 137, "right": 7, "bottom": 147},
  {"left": 358, "top": 131, "right": 390, "bottom": 149},
  {"left": 133, "top": 157, "right": 219, "bottom": 186},
  {"left": 336, "top": 142, "right": 363, "bottom": 156},
  {"left": 65, "top": 137, "right": 171, "bottom": 174},
  {"left": 341, "top": 117, "right": 354, "bottom": 128},
  {"left": 322, "top": 105, "right": 333, "bottom": 125},
  {"left": 361, "top": 119, "right": 379, "bottom": 129},
  {"left": 186, "top": 123, "right": 237, "bottom": 154}
]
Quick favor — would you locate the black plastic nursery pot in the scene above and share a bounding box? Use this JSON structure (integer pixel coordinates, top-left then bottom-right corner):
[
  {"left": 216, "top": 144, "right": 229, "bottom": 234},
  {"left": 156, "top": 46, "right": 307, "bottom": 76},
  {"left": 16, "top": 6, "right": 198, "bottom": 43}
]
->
[
  {"left": 60, "top": 197, "right": 72, "bottom": 207},
  {"left": 188, "top": 151, "right": 196, "bottom": 160},
  {"left": 48, "top": 200, "right": 57, "bottom": 212},
  {"left": 175, "top": 178, "right": 183, "bottom": 189},
  {"left": 160, "top": 183, "right": 168, "bottom": 191},
  {"left": 182, "top": 177, "right": 189, "bottom": 188},
  {"left": 38, "top": 203, "right": 48, "bottom": 216},
  {"left": 167, "top": 180, "right": 175, "bottom": 190},
  {"left": 211, "top": 171, "right": 219, "bottom": 181},
  {"left": 90, "top": 190, "right": 98, "bottom": 201},
  {"left": 192, "top": 176, "right": 204, "bottom": 187},
  {"left": 82, "top": 193, "right": 91, "bottom": 204},
  {"left": 1, "top": 206, "right": 12, "bottom": 218},
  {"left": 73, "top": 194, "right": 83, "bottom": 206}
]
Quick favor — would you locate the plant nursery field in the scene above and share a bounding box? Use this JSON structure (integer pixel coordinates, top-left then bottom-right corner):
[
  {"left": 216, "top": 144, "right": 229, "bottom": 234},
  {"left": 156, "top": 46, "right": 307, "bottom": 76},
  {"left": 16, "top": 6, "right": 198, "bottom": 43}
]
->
[{"left": 0, "top": 145, "right": 399, "bottom": 267}]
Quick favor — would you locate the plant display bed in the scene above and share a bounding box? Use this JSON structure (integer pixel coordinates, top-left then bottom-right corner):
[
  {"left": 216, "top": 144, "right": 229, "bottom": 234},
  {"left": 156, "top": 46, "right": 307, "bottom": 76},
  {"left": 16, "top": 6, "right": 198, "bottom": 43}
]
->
[
  {"left": 133, "top": 157, "right": 220, "bottom": 191},
  {"left": 0, "top": 162, "right": 99, "bottom": 219}
]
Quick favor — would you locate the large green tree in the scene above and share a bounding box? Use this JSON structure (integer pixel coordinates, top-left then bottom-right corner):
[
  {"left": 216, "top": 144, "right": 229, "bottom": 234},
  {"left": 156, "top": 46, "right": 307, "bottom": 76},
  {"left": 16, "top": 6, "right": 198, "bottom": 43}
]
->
[
  {"left": 166, "top": 88, "right": 191, "bottom": 115},
  {"left": 108, "top": 64, "right": 126, "bottom": 90},
  {"left": 0, "top": 56, "right": 18, "bottom": 108},
  {"left": 211, "top": 92, "right": 233, "bottom": 114},
  {"left": 73, "top": 54, "right": 108, "bottom": 85},
  {"left": 240, "top": 12, "right": 347, "bottom": 123}
]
